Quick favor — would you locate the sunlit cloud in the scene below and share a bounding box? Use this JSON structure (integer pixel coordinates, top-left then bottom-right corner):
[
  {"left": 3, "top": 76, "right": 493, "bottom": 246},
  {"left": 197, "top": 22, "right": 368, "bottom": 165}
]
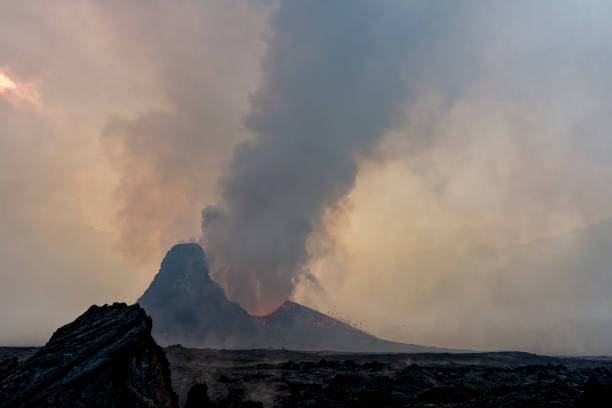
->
[
  {"left": 0, "top": 68, "right": 41, "bottom": 108},
  {"left": 0, "top": 69, "right": 17, "bottom": 90}
]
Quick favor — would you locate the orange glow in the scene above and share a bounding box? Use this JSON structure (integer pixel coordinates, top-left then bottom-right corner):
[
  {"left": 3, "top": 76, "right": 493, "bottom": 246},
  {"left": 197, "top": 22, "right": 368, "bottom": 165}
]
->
[
  {"left": 0, "top": 68, "right": 41, "bottom": 108},
  {"left": 0, "top": 70, "right": 17, "bottom": 90}
]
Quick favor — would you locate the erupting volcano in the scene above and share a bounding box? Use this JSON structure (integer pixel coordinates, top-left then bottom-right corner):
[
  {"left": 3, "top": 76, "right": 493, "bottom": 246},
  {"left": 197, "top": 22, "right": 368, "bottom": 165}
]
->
[{"left": 138, "top": 243, "right": 451, "bottom": 352}]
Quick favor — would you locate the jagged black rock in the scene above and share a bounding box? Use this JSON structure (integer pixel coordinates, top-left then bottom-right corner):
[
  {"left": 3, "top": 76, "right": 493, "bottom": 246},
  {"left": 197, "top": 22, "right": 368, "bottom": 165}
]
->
[{"left": 0, "top": 303, "right": 178, "bottom": 408}]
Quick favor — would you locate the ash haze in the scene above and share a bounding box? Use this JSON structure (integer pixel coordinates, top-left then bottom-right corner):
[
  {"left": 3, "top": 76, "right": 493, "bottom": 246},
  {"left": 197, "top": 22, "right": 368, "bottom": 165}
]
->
[{"left": 2, "top": 1, "right": 612, "bottom": 355}]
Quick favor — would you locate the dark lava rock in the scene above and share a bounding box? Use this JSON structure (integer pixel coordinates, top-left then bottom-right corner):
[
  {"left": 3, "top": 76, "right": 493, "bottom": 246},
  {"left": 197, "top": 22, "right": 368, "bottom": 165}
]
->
[
  {"left": 182, "top": 382, "right": 263, "bottom": 408},
  {"left": 0, "top": 359, "right": 18, "bottom": 382},
  {"left": 0, "top": 303, "right": 178, "bottom": 408},
  {"left": 236, "top": 402, "right": 263, "bottom": 408},
  {"left": 165, "top": 348, "right": 612, "bottom": 407},
  {"left": 573, "top": 376, "right": 612, "bottom": 407},
  {"left": 417, "top": 385, "right": 479, "bottom": 403},
  {"left": 184, "top": 383, "right": 212, "bottom": 408}
]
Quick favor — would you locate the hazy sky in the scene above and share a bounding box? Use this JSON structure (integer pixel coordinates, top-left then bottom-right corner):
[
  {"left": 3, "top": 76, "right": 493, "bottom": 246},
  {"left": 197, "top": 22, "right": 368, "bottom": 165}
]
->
[{"left": 2, "top": 0, "right": 612, "bottom": 354}]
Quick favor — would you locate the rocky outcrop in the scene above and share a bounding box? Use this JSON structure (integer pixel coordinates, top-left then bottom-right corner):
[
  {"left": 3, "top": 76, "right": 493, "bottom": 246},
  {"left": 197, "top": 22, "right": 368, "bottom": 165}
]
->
[
  {"left": 184, "top": 383, "right": 212, "bottom": 408},
  {"left": 0, "top": 303, "right": 177, "bottom": 408}
]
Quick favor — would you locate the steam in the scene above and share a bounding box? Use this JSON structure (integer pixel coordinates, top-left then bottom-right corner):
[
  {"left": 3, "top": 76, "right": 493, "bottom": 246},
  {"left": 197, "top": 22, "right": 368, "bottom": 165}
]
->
[
  {"left": 200, "top": 2, "right": 455, "bottom": 313},
  {"left": 98, "top": 0, "right": 268, "bottom": 261}
]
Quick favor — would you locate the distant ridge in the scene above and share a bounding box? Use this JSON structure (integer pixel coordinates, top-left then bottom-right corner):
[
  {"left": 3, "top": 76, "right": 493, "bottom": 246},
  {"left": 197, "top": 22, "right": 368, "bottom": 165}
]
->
[
  {"left": 138, "top": 243, "right": 454, "bottom": 352},
  {"left": 258, "top": 300, "right": 449, "bottom": 352}
]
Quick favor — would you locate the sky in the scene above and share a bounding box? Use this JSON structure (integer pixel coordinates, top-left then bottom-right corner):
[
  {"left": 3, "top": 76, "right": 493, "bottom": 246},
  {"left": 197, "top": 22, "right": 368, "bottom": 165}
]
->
[{"left": 2, "top": 0, "right": 612, "bottom": 354}]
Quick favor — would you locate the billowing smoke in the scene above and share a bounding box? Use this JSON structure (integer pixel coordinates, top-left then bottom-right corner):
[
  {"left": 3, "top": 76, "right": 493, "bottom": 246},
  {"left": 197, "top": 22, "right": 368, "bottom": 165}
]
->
[
  {"left": 201, "top": 2, "right": 456, "bottom": 314},
  {"left": 97, "top": 0, "right": 268, "bottom": 262}
]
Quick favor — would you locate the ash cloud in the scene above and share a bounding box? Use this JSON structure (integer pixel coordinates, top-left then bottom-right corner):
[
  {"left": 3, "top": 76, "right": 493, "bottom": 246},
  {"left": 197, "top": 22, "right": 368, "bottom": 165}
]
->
[
  {"left": 98, "top": 0, "right": 269, "bottom": 261},
  {"left": 200, "top": 2, "right": 457, "bottom": 313},
  {"left": 292, "top": 1, "right": 612, "bottom": 354},
  {"left": 202, "top": 0, "right": 612, "bottom": 330}
]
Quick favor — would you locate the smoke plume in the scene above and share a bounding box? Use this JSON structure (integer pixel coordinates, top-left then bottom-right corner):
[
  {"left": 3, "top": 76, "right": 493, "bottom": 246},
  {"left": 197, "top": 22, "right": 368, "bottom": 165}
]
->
[{"left": 201, "top": 2, "right": 457, "bottom": 313}]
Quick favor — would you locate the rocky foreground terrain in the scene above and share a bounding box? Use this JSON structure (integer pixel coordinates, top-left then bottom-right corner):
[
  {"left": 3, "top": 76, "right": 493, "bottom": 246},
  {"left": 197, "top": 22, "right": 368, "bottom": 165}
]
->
[
  {"left": 4, "top": 345, "right": 612, "bottom": 407},
  {"left": 165, "top": 346, "right": 612, "bottom": 407}
]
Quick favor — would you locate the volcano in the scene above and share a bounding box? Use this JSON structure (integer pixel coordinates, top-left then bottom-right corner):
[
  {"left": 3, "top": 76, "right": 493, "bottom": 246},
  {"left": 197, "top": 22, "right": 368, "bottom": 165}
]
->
[
  {"left": 137, "top": 244, "right": 265, "bottom": 348},
  {"left": 138, "top": 243, "right": 449, "bottom": 352}
]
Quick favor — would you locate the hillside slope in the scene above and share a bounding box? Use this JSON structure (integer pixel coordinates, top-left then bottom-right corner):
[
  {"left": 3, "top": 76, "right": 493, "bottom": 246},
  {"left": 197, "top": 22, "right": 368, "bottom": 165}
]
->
[{"left": 139, "top": 244, "right": 450, "bottom": 352}]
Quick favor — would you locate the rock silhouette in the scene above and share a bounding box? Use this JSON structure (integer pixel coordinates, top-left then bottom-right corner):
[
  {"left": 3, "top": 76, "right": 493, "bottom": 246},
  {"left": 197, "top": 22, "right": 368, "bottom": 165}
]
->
[
  {"left": 0, "top": 303, "right": 177, "bottom": 408},
  {"left": 138, "top": 244, "right": 265, "bottom": 348}
]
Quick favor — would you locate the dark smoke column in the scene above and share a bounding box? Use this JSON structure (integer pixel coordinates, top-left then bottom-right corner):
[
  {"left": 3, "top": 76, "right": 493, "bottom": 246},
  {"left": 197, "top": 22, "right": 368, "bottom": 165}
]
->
[{"left": 202, "top": 1, "right": 417, "bottom": 314}]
